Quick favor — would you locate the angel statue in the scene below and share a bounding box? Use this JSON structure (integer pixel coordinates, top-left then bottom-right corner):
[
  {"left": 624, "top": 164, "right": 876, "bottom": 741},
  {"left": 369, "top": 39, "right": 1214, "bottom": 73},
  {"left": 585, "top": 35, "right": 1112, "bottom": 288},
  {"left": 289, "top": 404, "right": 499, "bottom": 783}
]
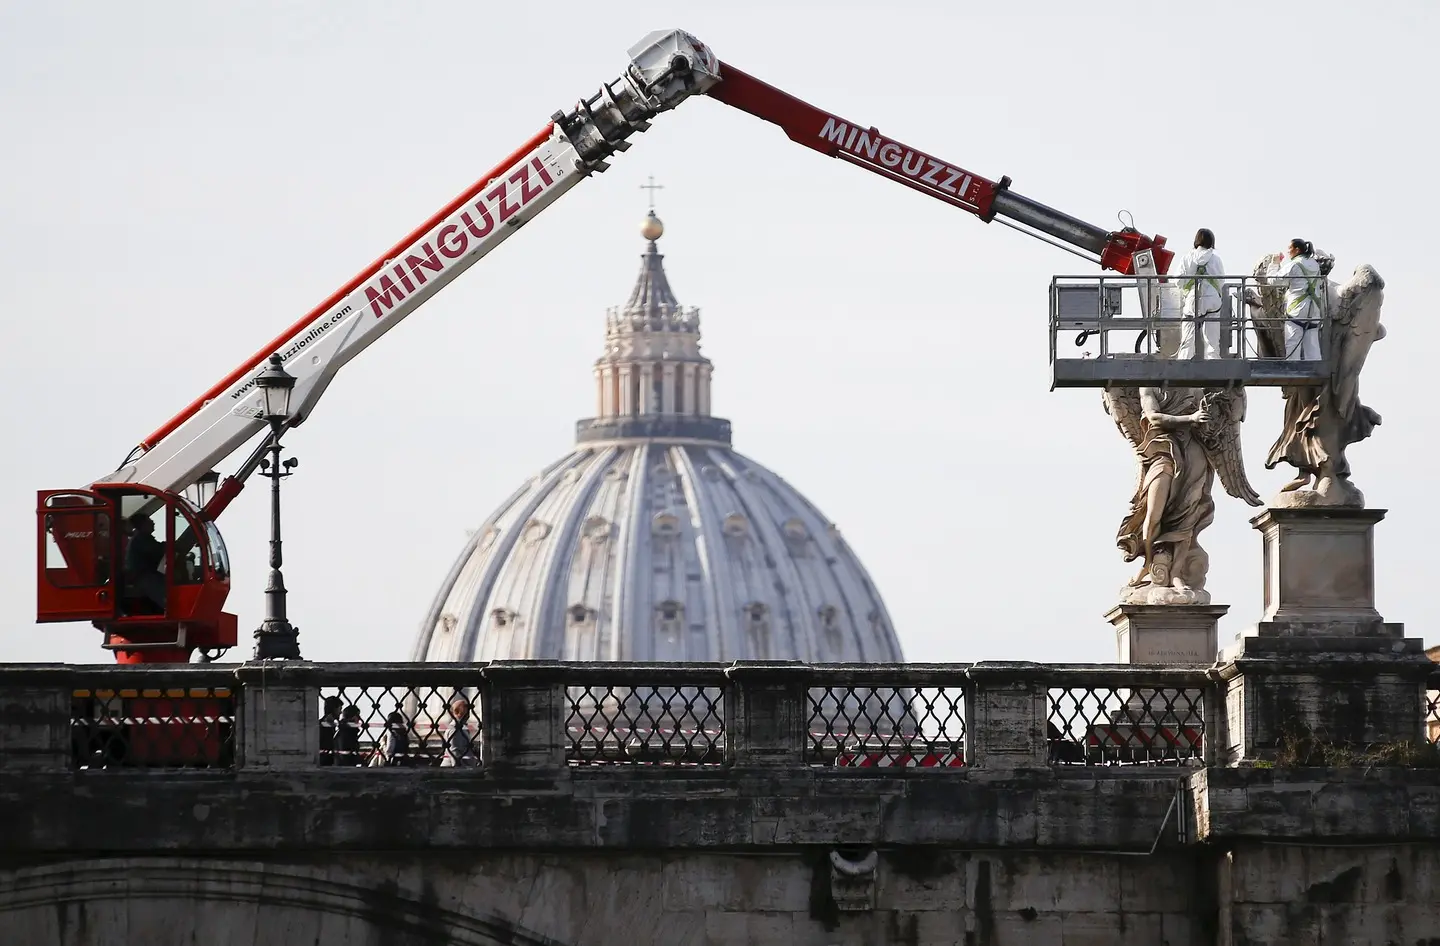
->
[
  {"left": 1103, "top": 386, "right": 1262, "bottom": 605},
  {"left": 1244, "top": 251, "right": 1387, "bottom": 507}
]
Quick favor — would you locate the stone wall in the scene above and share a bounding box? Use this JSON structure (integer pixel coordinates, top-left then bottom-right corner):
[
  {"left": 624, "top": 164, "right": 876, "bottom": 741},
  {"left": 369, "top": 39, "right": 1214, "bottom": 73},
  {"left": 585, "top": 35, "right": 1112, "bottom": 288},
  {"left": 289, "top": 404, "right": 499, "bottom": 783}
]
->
[
  {"left": 0, "top": 852, "right": 1210, "bottom": 946},
  {"left": 8, "top": 846, "right": 1440, "bottom": 945},
  {"left": 1219, "top": 845, "right": 1440, "bottom": 946}
]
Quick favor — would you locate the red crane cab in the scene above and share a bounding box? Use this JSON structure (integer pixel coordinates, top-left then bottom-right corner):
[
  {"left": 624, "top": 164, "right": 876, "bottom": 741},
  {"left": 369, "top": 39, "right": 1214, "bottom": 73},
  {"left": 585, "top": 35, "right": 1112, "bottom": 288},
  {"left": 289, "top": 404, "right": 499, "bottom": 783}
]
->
[{"left": 37, "top": 485, "right": 237, "bottom": 663}]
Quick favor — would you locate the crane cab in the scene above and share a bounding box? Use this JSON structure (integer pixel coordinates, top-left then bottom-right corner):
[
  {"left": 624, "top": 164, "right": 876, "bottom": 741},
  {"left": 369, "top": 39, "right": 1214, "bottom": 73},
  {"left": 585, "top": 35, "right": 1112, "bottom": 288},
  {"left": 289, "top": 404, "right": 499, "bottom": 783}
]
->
[
  {"left": 37, "top": 485, "right": 236, "bottom": 663},
  {"left": 1048, "top": 270, "right": 1331, "bottom": 389}
]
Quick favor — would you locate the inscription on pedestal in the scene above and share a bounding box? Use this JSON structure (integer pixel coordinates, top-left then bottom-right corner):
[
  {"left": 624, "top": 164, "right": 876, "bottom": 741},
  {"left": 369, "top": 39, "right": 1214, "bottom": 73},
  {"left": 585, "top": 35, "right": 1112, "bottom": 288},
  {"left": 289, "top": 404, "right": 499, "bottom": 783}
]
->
[
  {"left": 1127, "top": 630, "right": 1212, "bottom": 664},
  {"left": 1107, "top": 605, "right": 1227, "bottom": 666}
]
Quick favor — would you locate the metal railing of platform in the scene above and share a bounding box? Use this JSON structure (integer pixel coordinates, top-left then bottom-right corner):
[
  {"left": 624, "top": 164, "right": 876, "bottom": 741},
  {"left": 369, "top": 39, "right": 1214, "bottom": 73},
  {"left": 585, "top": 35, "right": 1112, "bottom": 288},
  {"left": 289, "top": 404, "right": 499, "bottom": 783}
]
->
[{"left": 1049, "top": 272, "right": 1331, "bottom": 388}]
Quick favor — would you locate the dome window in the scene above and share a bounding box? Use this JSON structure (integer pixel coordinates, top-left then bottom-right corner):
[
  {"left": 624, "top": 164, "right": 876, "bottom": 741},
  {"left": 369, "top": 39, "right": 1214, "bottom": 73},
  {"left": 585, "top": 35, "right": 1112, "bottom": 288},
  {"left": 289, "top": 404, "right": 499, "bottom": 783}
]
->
[
  {"left": 523, "top": 519, "right": 552, "bottom": 543},
  {"left": 743, "top": 602, "right": 770, "bottom": 656},
  {"left": 569, "top": 604, "right": 593, "bottom": 625},
  {"left": 722, "top": 513, "right": 749, "bottom": 538},
  {"left": 438, "top": 613, "right": 457, "bottom": 635},
  {"left": 652, "top": 512, "right": 680, "bottom": 537},
  {"left": 783, "top": 518, "right": 810, "bottom": 557},
  {"left": 867, "top": 609, "right": 889, "bottom": 639},
  {"left": 818, "top": 605, "right": 842, "bottom": 646},
  {"left": 582, "top": 516, "right": 611, "bottom": 542},
  {"left": 492, "top": 608, "right": 515, "bottom": 629},
  {"left": 656, "top": 600, "right": 684, "bottom": 641}
]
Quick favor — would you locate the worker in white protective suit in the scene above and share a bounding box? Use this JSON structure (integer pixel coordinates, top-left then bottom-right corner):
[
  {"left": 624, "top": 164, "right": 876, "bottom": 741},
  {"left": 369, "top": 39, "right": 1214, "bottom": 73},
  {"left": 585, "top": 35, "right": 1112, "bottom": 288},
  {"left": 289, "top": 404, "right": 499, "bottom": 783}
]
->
[
  {"left": 1273, "top": 238, "right": 1325, "bottom": 361},
  {"left": 1174, "top": 228, "right": 1225, "bottom": 360}
]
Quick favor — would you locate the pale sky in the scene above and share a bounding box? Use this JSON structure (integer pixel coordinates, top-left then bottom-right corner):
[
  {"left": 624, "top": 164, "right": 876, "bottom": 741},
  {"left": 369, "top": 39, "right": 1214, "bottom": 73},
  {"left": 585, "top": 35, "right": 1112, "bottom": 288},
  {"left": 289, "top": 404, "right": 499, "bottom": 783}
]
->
[{"left": 3, "top": 1, "right": 1436, "bottom": 665}]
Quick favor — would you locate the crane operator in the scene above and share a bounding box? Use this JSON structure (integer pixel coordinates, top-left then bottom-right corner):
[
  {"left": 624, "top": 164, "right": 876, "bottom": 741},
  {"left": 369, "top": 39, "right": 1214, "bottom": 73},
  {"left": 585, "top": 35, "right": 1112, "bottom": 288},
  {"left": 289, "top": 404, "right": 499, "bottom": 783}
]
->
[{"left": 122, "top": 515, "right": 167, "bottom": 615}]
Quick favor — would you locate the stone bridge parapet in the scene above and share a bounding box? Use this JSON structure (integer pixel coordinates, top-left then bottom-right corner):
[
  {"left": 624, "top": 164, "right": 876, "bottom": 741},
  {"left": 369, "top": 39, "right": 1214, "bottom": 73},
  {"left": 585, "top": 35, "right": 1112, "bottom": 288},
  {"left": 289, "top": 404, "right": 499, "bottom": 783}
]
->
[{"left": 3, "top": 659, "right": 1440, "bottom": 945}]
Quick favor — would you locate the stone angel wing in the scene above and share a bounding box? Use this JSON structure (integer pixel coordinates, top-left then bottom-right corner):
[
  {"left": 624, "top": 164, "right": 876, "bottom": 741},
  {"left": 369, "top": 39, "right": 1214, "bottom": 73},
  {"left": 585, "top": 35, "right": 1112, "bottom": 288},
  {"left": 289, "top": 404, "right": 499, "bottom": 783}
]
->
[
  {"left": 1326, "top": 264, "right": 1386, "bottom": 423},
  {"left": 1195, "top": 388, "right": 1262, "bottom": 506},
  {"left": 1245, "top": 253, "right": 1287, "bottom": 359},
  {"left": 1101, "top": 386, "right": 1146, "bottom": 457},
  {"left": 1101, "top": 386, "right": 1148, "bottom": 497}
]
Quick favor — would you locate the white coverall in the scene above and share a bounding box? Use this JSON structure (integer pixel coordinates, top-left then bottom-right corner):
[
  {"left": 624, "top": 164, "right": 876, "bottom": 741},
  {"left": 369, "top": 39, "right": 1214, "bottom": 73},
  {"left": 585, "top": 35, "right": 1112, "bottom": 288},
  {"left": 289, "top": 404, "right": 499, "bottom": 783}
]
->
[
  {"left": 1174, "top": 246, "right": 1225, "bottom": 360},
  {"left": 1277, "top": 254, "right": 1324, "bottom": 361}
]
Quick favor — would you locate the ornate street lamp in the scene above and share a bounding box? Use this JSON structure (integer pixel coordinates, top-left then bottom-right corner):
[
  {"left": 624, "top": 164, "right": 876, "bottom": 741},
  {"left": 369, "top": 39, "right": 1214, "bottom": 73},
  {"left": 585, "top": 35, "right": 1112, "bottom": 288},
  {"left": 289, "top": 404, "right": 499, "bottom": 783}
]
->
[
  {"left": 252, "top": 355, "right": 302, "bottom": 660},
  {"left": 191, "top": 470, "right": 220, "bottom": 510}
]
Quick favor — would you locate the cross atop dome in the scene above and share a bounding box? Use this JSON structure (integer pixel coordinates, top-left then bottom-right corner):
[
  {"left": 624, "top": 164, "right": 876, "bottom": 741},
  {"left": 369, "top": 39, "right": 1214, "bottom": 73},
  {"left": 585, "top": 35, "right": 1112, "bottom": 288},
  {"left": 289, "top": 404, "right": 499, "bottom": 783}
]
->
[
  {"left": 639, "top": 176, "right": 666, "bottom": 243},
  {"left": 640, "top": 174, "right": 664, "bottom": 212}
]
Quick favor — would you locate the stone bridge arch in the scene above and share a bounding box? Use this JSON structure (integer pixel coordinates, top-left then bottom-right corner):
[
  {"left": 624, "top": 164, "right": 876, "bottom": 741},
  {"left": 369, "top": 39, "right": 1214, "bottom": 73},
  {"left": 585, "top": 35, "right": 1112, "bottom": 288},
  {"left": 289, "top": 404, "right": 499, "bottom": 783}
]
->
[{"left": 0, "top": 859, "right": 573, "bottom": 946}]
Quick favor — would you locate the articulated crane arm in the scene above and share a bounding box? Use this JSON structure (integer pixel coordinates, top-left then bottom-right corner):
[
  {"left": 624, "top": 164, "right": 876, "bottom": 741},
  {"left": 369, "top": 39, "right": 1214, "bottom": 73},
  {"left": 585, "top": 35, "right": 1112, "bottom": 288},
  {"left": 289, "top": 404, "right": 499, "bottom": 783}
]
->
[
  {"left": 108, "top": 32, "right": 1169, "bottom": 512},
  {"left": 42, "top": 29, "right": 1172, "bottom": 664}
]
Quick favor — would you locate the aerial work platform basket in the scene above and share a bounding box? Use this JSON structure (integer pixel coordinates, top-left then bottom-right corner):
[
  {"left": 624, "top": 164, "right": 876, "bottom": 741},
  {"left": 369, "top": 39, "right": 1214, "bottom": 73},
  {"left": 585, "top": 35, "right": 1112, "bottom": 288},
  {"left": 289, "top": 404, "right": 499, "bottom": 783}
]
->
[{"left": 1048, "top": 269, "right": 1330, "bottom": 389}]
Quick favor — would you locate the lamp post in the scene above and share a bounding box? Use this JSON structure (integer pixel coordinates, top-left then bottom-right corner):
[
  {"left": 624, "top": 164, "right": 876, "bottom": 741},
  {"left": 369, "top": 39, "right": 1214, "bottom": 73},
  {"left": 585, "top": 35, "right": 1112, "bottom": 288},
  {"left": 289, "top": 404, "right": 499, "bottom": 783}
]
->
[{"left": 252, "top": 354, "right": 302, "bottom": 660}]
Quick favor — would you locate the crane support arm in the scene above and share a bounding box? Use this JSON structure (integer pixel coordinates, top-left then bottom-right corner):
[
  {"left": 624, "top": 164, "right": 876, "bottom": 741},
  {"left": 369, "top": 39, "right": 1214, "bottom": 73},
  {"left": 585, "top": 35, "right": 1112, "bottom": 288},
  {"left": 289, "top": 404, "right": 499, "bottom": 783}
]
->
[
  {"left": 105, "top": 124, "right": 586, "bottom": 497},
  {"left": 103, "top": 30, "right": 722, "bottom": 498},
  {"left": 704, "top": 64, "right": 1171, "bottom": 276}
]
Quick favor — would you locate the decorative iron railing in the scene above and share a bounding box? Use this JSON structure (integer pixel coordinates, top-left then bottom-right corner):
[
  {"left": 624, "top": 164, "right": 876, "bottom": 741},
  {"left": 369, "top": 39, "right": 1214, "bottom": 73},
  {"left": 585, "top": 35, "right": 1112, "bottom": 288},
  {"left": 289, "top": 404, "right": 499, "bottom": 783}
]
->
[
  {"left": 318, "top": 676, "right": 482, "bottom": 768},
  {"left": 804, "top": 667, "right": 966, "bottom": 768},
  {"left": 70, "top": 675, "right": 237, "bottom": 770},
  {"left": 561, "top": 664, "right": 727, "bottom": 766},
  {"left": 1047, "top": 672, "right": 1207, "bottom": 767},
  {"left": 6, "top": 662, "right": 1232, "bottom": 774}
]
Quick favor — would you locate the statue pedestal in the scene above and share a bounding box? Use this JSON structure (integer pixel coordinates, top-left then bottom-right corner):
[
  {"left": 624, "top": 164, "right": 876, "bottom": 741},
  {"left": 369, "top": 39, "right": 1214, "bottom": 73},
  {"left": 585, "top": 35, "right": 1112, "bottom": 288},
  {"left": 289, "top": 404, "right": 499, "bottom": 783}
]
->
[
  {"left": 1217, "top": 507, "right": 1430, "bottom": 764},
  {"left": 1254, "top": 507, "right": 1389, "bottom": 634},
  {"left": 1107, "top": 605, "right": 1226, "bottom": 666}
]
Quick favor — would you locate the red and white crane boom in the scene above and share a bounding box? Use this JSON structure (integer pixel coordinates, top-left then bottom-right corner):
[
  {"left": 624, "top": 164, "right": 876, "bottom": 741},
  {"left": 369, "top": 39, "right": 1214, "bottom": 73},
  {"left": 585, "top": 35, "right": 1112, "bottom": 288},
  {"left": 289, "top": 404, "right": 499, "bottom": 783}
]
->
[
  {"left": 108, "top": 30, "right": 1169, "bottom": 508},
  {"left": 39, "top": 29, "right": 1172, "bottom": 662}
]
